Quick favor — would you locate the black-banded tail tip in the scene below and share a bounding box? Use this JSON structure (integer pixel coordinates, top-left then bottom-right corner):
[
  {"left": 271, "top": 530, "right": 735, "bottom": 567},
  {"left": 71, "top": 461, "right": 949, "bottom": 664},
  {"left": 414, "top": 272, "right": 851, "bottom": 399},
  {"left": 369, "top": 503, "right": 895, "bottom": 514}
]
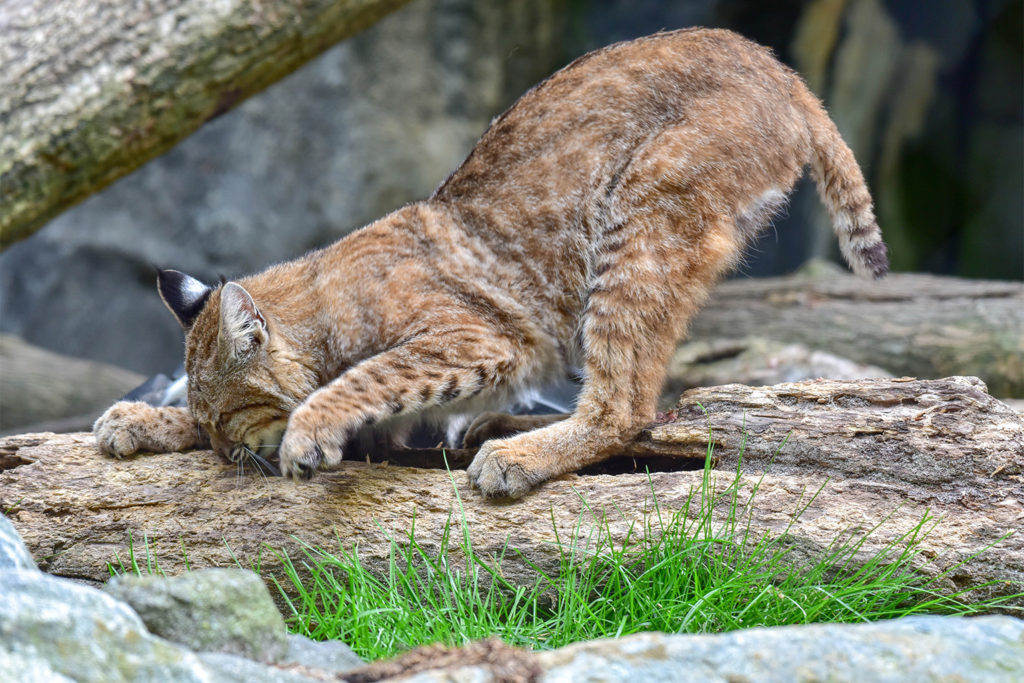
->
[{"left": 858, "top": 242, "right": 889, "bottom": 279}]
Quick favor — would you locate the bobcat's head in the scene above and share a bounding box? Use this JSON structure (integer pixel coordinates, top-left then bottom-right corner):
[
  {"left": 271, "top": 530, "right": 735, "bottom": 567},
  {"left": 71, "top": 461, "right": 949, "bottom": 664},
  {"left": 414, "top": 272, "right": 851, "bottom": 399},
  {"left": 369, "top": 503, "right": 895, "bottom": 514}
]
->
[{"left": 158, "top": 270, "right": 318, "bottom": 464}]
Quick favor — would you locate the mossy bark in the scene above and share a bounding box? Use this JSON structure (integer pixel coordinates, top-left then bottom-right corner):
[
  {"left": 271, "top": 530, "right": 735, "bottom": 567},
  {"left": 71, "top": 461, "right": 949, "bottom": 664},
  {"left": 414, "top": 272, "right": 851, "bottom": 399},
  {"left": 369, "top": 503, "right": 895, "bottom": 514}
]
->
[{"left": 0, "top": 0, "right": 412, "bottom": 248}]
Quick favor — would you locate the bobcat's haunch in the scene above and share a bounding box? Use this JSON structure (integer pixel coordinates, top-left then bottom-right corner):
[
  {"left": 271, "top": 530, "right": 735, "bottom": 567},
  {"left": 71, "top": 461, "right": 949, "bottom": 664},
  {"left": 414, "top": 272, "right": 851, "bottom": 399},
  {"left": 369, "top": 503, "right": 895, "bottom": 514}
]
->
[{"left": 93, "top": 28, "right": 886, "bottom": 498}]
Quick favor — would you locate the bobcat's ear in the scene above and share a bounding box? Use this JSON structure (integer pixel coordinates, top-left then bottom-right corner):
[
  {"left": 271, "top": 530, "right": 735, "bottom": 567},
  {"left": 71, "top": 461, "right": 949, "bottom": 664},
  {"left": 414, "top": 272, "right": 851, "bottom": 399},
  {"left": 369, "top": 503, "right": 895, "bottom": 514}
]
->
[
  {"left": 218, "top": 282, "right": 267, "bottom": 361},
  {"left": 158, "top": 270, "right": 213, "bottom": 330}
]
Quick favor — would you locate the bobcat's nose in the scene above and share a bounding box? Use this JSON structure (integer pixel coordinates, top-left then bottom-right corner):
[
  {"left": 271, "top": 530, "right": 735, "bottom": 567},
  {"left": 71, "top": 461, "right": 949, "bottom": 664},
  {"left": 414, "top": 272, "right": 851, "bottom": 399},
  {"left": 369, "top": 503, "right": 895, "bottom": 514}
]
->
[{"left": 208, "top": 432, "right": 231, "bottom": 459}]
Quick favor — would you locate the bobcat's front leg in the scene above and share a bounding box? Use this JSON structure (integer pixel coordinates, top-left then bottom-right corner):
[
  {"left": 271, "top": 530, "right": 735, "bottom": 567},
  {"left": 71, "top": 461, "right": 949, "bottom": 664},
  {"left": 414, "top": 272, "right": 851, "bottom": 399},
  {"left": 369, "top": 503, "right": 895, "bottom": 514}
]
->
[
  {"left": 279, "top": 328, "right": 522, "bottom": 480},
  {"left": 94, "top": 401, "right": 208, "bottom": 457}
]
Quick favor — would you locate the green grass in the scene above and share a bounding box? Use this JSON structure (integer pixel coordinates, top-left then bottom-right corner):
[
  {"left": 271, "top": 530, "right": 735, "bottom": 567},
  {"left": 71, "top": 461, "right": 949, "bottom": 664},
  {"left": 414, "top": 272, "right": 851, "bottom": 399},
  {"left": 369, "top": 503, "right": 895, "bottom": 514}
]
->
[{"left": 259, "top": 441, "right": 1020, "bottom": 661}]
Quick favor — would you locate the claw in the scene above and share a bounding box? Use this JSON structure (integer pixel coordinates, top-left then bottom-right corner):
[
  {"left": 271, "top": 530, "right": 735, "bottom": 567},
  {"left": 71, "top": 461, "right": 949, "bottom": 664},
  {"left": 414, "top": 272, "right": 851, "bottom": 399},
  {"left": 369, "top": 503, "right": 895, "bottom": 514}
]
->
[{"left": 294, "top": 461, "right": 316, "bottom": 481}]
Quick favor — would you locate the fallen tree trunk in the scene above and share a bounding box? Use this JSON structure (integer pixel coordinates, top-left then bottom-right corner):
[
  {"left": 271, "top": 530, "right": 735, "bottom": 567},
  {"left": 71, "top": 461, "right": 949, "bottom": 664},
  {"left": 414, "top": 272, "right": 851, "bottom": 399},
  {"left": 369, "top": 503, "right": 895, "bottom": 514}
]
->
[
  {"left": 689, "top": 269, "right": 1024, "bottom": 397},
  {"left": 0, "top": 0, "right": 411, "bottom": 248},
  {"left": 1, "top": 377, "right": 1021, "bottom": 607}
]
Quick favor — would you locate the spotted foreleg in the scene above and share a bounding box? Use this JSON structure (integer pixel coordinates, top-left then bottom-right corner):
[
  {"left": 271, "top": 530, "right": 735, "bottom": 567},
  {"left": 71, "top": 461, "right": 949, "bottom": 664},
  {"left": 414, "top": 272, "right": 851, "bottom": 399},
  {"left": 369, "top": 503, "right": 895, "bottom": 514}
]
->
[
  {"left": 279, "top": 324, "right": 527, "bottom": 480},
  {"left": 94, "top": 402, "right": 208, "bottom": 457}
]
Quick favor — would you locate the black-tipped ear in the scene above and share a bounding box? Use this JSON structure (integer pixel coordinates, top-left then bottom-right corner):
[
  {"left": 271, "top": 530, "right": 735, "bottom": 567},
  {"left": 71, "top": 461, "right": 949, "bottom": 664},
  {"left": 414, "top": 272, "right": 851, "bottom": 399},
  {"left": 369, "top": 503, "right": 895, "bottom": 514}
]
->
[
  {"left": 218, "top": 282, "right": 267, "bottom": 361},
  {"left": 158, "top": 270, "right": 213, "bottom": 330}
]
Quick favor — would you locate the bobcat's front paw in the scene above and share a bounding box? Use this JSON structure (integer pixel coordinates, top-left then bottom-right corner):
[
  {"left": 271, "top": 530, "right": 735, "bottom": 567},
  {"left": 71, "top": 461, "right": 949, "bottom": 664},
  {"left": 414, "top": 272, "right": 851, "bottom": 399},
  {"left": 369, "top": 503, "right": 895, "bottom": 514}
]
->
[
  {"left": 94, "top": 401, "right": 148, "bottom": 457},
  {"left": 466, "top": 435, "right": 551, "bottom": 499},
  {"left": 278, "top": 421, "right": 344, "bottom": 482},
  {"left": 93, "top": 401, "right": 201, "bottom": 457}
]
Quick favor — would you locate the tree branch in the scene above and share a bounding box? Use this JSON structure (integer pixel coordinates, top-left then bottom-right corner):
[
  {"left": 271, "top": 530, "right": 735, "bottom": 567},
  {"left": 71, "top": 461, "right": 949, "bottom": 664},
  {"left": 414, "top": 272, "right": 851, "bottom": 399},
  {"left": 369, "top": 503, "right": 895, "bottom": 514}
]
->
[{"left": 0, "top": 0, "right": 412, "bottom": 248}]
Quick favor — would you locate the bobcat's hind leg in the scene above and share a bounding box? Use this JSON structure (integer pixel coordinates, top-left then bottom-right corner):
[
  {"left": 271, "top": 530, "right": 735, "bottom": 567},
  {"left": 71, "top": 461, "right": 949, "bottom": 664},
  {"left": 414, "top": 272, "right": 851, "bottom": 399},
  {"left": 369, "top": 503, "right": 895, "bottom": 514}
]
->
[
  {"left": 468, "top": 192, "right": 745, "bottom": 497},
  {"left": 93, "top": 401, "right": 208, "bottom": 457},
  {"left": 462, "top": 412, "right": 569, "bottom": 449}
]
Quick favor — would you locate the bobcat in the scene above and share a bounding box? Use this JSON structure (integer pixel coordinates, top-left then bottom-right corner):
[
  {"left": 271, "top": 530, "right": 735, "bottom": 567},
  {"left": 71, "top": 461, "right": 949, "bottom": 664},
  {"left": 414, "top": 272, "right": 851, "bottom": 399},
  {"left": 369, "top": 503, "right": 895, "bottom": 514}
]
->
[{"left": 94, "top": 28, "right": 887, "bottom": 498}]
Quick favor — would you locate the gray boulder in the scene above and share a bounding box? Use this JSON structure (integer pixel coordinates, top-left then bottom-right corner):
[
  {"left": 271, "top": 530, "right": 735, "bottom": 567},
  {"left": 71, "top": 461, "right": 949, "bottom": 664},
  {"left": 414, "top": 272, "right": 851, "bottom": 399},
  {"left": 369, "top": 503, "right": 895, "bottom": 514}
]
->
[
  {"left": 534, "top": 616, "right": 1024, "bottom": 683},
  {"left": 104, "top": 568, "right": 289, "bottom": 663},
  {"left": 0, "top": 569, "right": 210, "bottom": 683},
  {"left": 197, "top": 636, "right": 362, "bottom": 681},
  {"left": 0, "top": 514, "right": 36, "bottom": 570},
  {"left": 283, "top": 633, "right": 364, "bottom": 673},
  {"left": 395, "top": 616, "right": 1024, "bottom": 682},
  {"left": 197, "top": 652, "right": 332, "bottom": 683},
  {"left": 0, "top": 519, "right": 359, "bottom": 681}
]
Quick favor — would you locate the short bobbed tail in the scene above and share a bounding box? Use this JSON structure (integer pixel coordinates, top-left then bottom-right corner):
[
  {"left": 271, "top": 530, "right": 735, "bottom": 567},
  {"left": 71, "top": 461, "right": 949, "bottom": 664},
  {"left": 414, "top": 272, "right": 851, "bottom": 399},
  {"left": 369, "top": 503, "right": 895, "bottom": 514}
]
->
[{"left": 797, "top": 84, "right": 889, "bottom": 279}]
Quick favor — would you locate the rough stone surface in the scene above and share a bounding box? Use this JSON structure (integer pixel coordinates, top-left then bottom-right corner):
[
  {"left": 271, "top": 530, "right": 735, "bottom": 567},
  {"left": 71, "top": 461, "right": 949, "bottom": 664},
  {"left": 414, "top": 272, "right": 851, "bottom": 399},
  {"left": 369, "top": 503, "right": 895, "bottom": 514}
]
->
[
  {"left": 104, "top": 568, "right": 289, "bottom": 663},
  {"left": 283, "top": 634, "right": 363, "bottom": 673},
  {"left": 0, "top": 512, "right": 36, "bottom": 570},
  {"left": 196, "top": 653, "right": 329, "bottom": 683},
  {"left": 0, "top": 522, "right": 362, "bottom": 681},
  {"left": 0, "top": 569, "right": 210, "bottom": 683},
  {"left": 532, "top": 616, "right": 1024, "bottom": 683}
]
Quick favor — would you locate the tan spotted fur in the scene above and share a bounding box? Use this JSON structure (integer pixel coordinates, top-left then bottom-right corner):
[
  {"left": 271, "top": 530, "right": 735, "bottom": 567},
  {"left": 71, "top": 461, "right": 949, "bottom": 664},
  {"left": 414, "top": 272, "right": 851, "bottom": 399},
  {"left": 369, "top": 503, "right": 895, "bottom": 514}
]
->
[{"left": 94, "top": 28, "right": 886, "bottom": 497}]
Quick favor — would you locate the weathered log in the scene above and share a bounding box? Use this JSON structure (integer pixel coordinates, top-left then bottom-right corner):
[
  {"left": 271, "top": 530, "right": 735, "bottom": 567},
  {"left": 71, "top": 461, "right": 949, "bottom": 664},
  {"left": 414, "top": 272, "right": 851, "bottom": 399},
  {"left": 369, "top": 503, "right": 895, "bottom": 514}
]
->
[
  {"left": 0, "top": 0, "right": 412, "bottom": 248},
  {"left": 662, "top": 336, "right": 892, "bottom": 407},
  {"left": 689, "top": 268, "right": 1024, "bottom": 397},
  {"left": 1, "top": 377, "right": 1021, "bottom": 608},
  {"left": 0, "top": 334, "right": 144, "bottom": 435}
]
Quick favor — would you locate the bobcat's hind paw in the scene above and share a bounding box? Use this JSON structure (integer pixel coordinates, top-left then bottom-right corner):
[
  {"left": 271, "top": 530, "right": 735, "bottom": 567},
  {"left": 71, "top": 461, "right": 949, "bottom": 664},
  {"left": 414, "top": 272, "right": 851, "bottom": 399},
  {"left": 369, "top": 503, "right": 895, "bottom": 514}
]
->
[
  {"left": 278, "top": 428, "right": 343, "bottom": 482},
  {"left": 466, "top": 437, "right": 550, "bottom": 499}
]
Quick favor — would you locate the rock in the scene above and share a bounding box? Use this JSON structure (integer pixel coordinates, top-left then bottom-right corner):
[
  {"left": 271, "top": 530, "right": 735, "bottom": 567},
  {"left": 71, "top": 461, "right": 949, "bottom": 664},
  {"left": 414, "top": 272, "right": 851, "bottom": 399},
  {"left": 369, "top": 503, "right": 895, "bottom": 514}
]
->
[
  {"left": 104, "top": 568, "right": 289, "bottom": 663},
  {"left": 534, "top": 616, "right": 1024, "bottom": 683},
  {"left": 0, "top": 518, "right": 357, "bottom": 681},
  {"left": 283, "top": 634, "right": 364, "bottom": 673},
  {"left": 0, "top": 651, "right": 73, "bottom": 683},
  {"left": 0, "top": 569, "right": 210, "bottom": 683},
  {"left": 0, "top": 513, "right": 36, "bottom": 570},
  {"left": 391, "top": 616, "right": 1024, "bottom": 682},
  {"left": 196, "top": 653, "right": 331, "bottom": 683}
]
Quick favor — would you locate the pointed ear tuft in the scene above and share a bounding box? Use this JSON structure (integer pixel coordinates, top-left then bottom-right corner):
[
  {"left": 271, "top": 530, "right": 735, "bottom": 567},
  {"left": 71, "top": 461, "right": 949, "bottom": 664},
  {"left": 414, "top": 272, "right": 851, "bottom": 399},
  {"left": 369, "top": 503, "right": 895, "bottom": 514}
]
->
[
  {"left": 218, "top": 282, "right": 267, "bottom": 361},
  {"left": 158, "top": 270, "right": 213, "bottom": 330}
]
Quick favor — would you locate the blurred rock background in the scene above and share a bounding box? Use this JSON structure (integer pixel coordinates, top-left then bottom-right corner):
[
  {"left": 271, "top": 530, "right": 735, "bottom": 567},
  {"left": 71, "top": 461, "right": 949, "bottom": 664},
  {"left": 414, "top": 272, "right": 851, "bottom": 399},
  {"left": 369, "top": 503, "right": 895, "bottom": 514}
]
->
[{"left": 1, "top": 0, "right": 1020, "bottom": 432}]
